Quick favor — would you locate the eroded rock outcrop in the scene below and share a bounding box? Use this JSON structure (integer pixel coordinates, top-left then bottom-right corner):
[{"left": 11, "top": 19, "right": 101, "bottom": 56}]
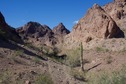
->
[
  {"left": 103, "top": 0, "right": 126, "bottom": 36},
  {"left": 73, "top": 4, "right": 124, "bottom": 39},
  {"left": 64, "top": 4, "right": 124, "bottom": 49}
]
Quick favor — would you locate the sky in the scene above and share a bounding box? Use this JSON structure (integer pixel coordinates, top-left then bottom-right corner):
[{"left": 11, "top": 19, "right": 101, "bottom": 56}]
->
[{"left": 0, "top": 0, "right": 112, "bottom": 31}]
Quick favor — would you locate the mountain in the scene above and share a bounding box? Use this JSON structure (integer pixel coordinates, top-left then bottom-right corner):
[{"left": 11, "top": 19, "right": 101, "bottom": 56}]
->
[
  {"left": 53, "top": 23, "right": 70, "bottom": 36},
  {"left": 17, "top": 21, "right": 52, "bottom": 39},
  {"left": 64, "top": 2, "right": 125, "bottom": 48},
  {"left": 17, "top": 22, "right": 70, "bottom": 46},
  {"left": 1, "top": 1, "right": 126, "bottom": 84},
  {"left": 0, "top": 12, "right": 22, "bottom": 43},
  {"left": 53, "top": 23, "right": 70, "bottom": 43},
  {"left": 17, "top": 21, "right": 56, "bottom": 46}
]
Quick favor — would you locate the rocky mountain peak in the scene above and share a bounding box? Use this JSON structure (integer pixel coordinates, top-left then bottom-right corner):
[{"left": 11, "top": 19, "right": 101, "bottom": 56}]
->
[
  {"left": 91, "top": 4, "right": 105, "bottom": 13},
  {"left": 114, "top": 0, "right": 126, "bottom": 2},
  {"left": 0, "top": 12, "right": 22, "bottom": 43},
  {"left": 53, "top": 23, "right": 70, "bottom": 35},
  {"left": 66, "top": 2, "right": 125, "bottom": 45},
  {"left": 0, "top": 12, "right": 7, "bottom": 26},
  {"left": 0, "top": 12, "right": 4, "bottom": 21},
  {"left": 17, "top": 21, "right": 52, "bottom": 38},
  {"left": 93, "top": 4, "right": 101, "bottom": 9},
  {"left": 26, "top": 21, "right": 42, "bottom": 27}
]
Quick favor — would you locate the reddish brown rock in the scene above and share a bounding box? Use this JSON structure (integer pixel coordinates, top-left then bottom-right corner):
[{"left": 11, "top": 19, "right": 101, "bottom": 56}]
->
[
  {"left": 17, "top": 21, "right": 53, "bottom": 39},
  {"left": 53, "top": 23, "right": 70, "bottom": 36},
  {"left": 53, "top": 23, "right": 70, "bottom": 43},
  {"left": 114, "top": 0, "right": 126, "bottom": 2},
  {"left": 103, "top": 0, "right": 126, "bottom": 36},
  {"left": 17, "top": 21, "right": 56, "bottom": 45},
  {"left": 17, "top": 22, "right": 70, "bottom": 46},
  {"left": 73, "top": 4, "right": 124, "bottom": 39}
]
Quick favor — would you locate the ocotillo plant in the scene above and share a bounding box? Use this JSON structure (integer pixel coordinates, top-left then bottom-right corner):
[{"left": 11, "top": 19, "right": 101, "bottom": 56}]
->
[{"left": 80, "top": 42, "right": 84, "bottom": 71}]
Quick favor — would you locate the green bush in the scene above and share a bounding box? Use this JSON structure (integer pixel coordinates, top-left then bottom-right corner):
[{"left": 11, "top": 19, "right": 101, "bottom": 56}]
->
[
  {"left": 70, "top": 69, "right": 86, "bottom": 82},
  {"left": 0, "top": 71, "right": 12, "bottom": 84},
  {"left": 65, "top": 48, "right": 81, "bottom": 67},
  {"left": 88, "top": 66, "right": 126, "bottom": 84},
  {"left": 11, "top": 49, "right": 24, "bottom": 63},
  {"left": 34, "top": 57, "right": 41, "bottom": 64},
  {"left": 96, "top": 47, "right": 109, "bottom": 52},
  {"left": 35, "top": 74, "right": 54, "bottom": 84}
]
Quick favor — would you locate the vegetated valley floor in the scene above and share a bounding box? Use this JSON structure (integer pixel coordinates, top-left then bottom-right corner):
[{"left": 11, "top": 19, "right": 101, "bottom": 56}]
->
[{"left": 0, "top": 39, "right": 126, "bottom": 84}]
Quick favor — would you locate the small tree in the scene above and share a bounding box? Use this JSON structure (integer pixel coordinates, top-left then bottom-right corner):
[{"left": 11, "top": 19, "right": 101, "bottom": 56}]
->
[{"left": 80, "top": 42, "right": 84, "bottom": 71}]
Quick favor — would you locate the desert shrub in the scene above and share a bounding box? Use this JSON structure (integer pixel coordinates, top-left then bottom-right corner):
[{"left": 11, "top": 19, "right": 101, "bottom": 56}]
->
[
  {"left": 34, "top": 57, "right": 41, "bottom": 64},
  {"left": 11, "top": 49, "right": 24, "bottom": 63},
  {"left": 35, "top": 74, "right": 54, "bottom": 84},
  {"left": 96, "top": 47, "right": 104, "bottom": 52},
  {"left": 15, "top": 49, "right": 24, "bottom": 56},
  {"left": 24, "top": 43, "right": 40, "bottom": 51},
  {"left": 87, "top": 66, "right": 126, "bottom": 84},
  {"left": 96, "top": 47, "right": 109, "bottom": 52},
  {"left": 44, "top": 47, "right": 67, "bottom": 63},
  {"left": 70, "top": 69, "right": 86, "bottom": 82},
  {"left": 0, "top": 71, "right": 12, "bottom": 84},
  {"left": 65, "top": 48, "right": 81, "bottom": 67},
  {"left": 65, "top": 55, "right": 81, "bottom": 67},
  {"left": 106, "top": 56, "right": 113, "bottom": 64},
  {"left": 0, "top": 28, "right": 8, "bottom": 41}
]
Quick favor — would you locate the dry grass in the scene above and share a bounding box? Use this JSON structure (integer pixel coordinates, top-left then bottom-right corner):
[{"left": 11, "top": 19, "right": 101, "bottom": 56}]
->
[{"left": 86, "top": 65, "right": 126, "bottom": 84}]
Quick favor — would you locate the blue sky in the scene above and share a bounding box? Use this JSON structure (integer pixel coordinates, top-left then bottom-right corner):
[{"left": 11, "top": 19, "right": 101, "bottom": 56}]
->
[{"left": 0, "top": 0, "right": 112, "bottom": 31}]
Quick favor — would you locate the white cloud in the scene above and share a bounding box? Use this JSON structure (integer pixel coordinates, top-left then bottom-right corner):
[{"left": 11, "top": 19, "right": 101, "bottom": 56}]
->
[{"left": 73, "top": 20, "right": 78, "bottom": 24}]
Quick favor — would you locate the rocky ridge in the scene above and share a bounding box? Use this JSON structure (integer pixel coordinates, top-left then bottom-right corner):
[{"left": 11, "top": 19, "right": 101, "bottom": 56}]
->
[
  {"left": 64, "top": 0, "right": 125, "bottom": 49},
  {"left": 17, "top": 22, "right": 70, "bottom": 46}
]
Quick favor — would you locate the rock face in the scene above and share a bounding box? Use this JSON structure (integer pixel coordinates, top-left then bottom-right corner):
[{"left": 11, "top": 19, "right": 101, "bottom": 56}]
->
[
  {"left": 17, "top": 22, "right": 70, "bottom": 46},
  {"left": 0, "top": 12, "right": 22, "bottom": 43},
  {"left": 72, "top": 4, "right": 124, "bottom": 39},
  {"left": 103, "top": 0, "right": 126, "bottom": 36},
  {"left": 64, "top": 3, "right": 125, "bottom": 49}
]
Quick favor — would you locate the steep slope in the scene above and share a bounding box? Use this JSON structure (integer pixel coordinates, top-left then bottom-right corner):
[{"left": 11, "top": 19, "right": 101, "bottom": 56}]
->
[
  {"left": 0, "top": 12, "right": 22, "bottom": 43},
  {"left": 64, "top": 4, "right": 124, "bottom": 49},
  {"left": 103, "top": 0, "right": 126, "bottom": 36}
]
